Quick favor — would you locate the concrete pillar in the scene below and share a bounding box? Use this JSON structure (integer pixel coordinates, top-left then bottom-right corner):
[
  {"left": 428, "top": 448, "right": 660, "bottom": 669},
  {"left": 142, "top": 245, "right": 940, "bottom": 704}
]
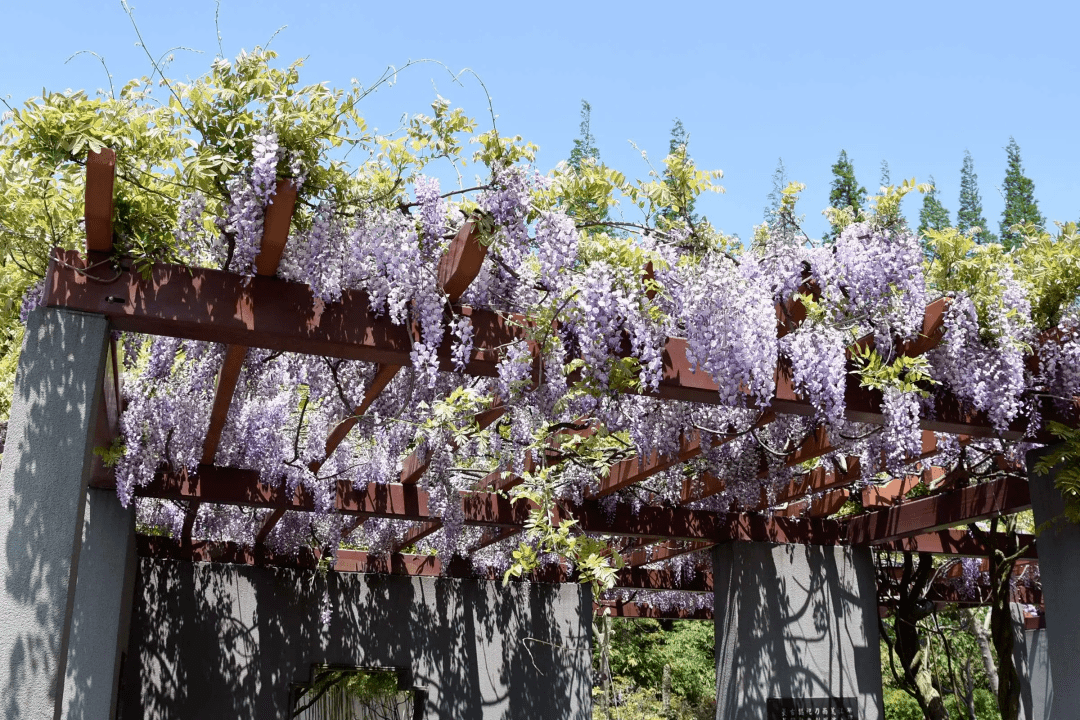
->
[
  {"left": 119, "top": 559, "right": 593, "bottom": 719},
  {"left": 62, "top": 488, "right": 137, "bottom": 720},
  {"left": 1025, "top": 447, "right": 1077, "bottom": 718},
  {"left": 0, "top": 308, "right": 119, "bottom": 718},
  {"left": 1012, "top": 604, "right": 1052, "bottom": 720},
  {"left": 712, "top": 543, "right": 884, "bottom": 720}
]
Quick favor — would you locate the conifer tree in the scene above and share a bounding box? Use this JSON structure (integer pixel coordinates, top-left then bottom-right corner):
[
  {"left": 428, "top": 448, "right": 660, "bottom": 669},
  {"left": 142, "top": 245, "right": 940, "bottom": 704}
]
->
[
  {"left": 999, "top": 137, "right": 1044, "bottom": 250},
  {"left": 826, "top": 150, "right": 866, "bottom": 240},
  {"left": 762, "top": 157, "right": 802, "bottom": 241},
  {"left": 880, "top": 159, "right": 891, "bottom": 189},
  {"left": 957, "top": 150, "right": 997, "bottom": 243},
  {"left": 565, "top": 100, "right": 607, "bottom": 224},
  {"left": 918, "top": 175, "right": 951, "bottom": 236},
  {"left": 568, "top": 100, "right": 600, "bottom": 170},
  {"left": 763, "top": 157, "right": 789, "bottom": 223},
  {"left": 662, "top": 119, "right": 699, "bottom": 226}
]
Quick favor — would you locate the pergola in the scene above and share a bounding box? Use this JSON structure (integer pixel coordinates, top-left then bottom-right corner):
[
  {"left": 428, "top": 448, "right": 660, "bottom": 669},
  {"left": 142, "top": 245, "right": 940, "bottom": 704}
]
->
[{"left": 52, "top": 148, "right": 1052, "bottom": 621}]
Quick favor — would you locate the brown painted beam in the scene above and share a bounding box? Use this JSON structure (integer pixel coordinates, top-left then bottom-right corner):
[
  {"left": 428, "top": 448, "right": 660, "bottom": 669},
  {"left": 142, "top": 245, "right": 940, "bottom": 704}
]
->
[
  {"left": 85, "top": 148, "right": 116, "bottom": 254},
  {"left": 876, "top": 529, "right": 1037, "bottom": 559},
  {"left": 188, "top": 179, "right": 299, "bottom": 546},
  {"left": 848, "top": 476, "right": 1031, "bottom": 545},
  {"left": 595, "top": 600, "right": 713, "bottom": 620},
  {"left": 264, "top": 221, "right": 489, "bottom": 546},
  {"left": 623, "top": 540, "right": 714, "bottom": 568},
  {"left": 613, "top": 567, "right": 713, "bottom": 593},
  {"left": 45, "top": 251, "right": 1054, "bottom": 440},
  {"left": 134, "top": 465, "right": 846, "bottom": 543}
]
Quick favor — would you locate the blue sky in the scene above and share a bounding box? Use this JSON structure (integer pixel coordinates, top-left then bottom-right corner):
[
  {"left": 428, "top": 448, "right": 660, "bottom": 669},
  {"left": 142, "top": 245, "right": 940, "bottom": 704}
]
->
[{"left": 3, "top": 1, "right": 1078, "bottom": 240}]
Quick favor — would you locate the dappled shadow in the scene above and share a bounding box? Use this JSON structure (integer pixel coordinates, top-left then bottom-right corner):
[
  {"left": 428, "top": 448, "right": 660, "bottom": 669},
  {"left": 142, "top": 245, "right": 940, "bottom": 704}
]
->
[
  {"left": 120, "top": 556, "right": 592, "bottom": 718},
  {"left": 713, "top": 543, "right": 883, "bottom": 720},
  {"left": 1, "top": 308, "right": 109, "bottom": 718}
]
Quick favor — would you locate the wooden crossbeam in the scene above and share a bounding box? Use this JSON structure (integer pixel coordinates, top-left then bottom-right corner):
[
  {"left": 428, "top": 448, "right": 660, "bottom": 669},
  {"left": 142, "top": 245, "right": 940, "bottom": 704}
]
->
[
  {"left": 848, "top": 475, "right": 1031, "bottom": 545},
  {"left": 595, "top": 600, "right": 713, "bottom": 620},
  {"left": 623, "top": 540, "right": 714, "bottom": 568},
  {"left": 744, "top": 430, "right": 954, "bottom": 514},
  {"left": 45, "top": 254, "right": 1058, "bottom": 440},
  {"left": 876, "top": 529, "right": 1037, "bottom": 558},
  {"left": 183, "top": 178, "right": 298, "bottom": 546},
  {"left": 131, "top": 465, "right": 845, "bottom": 543},
  {"left": 261, "top": 222, "right": 488, "bottom": 546},
  {"left": 613, "top": 567, "right": 713, "bottom": 593}
]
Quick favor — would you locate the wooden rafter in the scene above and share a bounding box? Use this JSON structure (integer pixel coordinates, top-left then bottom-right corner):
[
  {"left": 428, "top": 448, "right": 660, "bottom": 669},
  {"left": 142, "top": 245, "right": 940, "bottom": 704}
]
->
[
  {"left": 45, "top": 254, "right": 1061, "bottom": 440},
  {"left": 848, "top": 475, "right": 1031, "bottom": 545},
  {"left": 183, "top": 178, "right": 298, "bottom": 546}
]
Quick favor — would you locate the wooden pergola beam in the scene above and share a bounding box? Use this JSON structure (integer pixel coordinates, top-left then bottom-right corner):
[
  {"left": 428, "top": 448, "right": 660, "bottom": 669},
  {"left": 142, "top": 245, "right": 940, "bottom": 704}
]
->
[
  {"left": 45, "top": 253, "right": 1057, "bottom": 440},
  {"left": 129, "top": 465, "right": 845, "bottom": 543},
  {"left": 185, "top": 178, "right": 299, "bottom": 546},
  {"left": 875, "top": 529, "right": 1037, "bottom": 558},
  {"left": 85, "top": 148, "right": 116, "bottom": 254},
  {"left": 262, "top": 222, "right": 488, "bottom": 546},
  {"left": 594, "top": 600, "right": 713, "bottom": 620},
  {"left": 848, "top": 475, "right": 1031, "bottom": 545}
]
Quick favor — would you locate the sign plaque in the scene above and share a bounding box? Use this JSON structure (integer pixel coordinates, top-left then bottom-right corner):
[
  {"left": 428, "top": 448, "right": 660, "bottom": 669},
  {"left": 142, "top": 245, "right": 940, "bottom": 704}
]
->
[{"left": 766, "top": 697, "right": 857, "bottom": 719}]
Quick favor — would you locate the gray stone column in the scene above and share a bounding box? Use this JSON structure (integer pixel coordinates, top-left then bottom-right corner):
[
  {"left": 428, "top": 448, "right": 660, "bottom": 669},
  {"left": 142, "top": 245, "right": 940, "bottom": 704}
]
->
[
  {"left": 61, "top": 488, "right": 137, "bottom": 720},
  {"left": 0, "top": 308, "right": 111, "bottom": 718},
  {"left": 119, "top": 559, "right": 593, "bottom": 719},
  {"left": 712, "top": 542, "right": 884, "bottom": 720},
  {"left": 1011, "top": 604, "right": 1053, "bottom": 720},
  {"left": 1026, "top": 447, "right": 1077, "bottom": 718}
]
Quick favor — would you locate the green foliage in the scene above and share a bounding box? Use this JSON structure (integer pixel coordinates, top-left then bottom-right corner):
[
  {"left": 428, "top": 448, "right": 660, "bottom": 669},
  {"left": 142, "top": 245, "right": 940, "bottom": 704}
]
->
[
  {"left": 825, "top": 150, "right": 866, "bottom": 241},
  {"left": 660, "top": 119, "right": 699, "bottom": 227},
  {"left": 569, "top": 100, "right": 601, "bottom": 171},
  {"left": 93, "top": 437, "right": 126, "bottom": 468},
  {"left": 918, "top": 176, "right": 951, "bottom": 238},
  {"left": 1033, "top": 422, "right": 1080, "bottom": 523},
  {"left": 925, "top": 221, "right": 1080, "bottom": 336},
  {"left": 1012, "top": 221, "right": 1080, "bottom": 329},
  {"left": 957, "top": 150, "right": 997, "bottom": 244},
  {"left": 564, "top": 100, "right": 610, "bottom": 227},
  {"left": 292, "top": 666, "right": 405, "bottom": 718},
  {"left": 595, "top": 618, "right": 715, "bottom": 719},
  {"left": 999, "top": 138, "right": 1044, "bottom": 251},
  {"left": 869, "top": 178, "right": 932, "bottom": 232},
  {"left": 850, "top": 345, "right": 936, "bottom": 396}
]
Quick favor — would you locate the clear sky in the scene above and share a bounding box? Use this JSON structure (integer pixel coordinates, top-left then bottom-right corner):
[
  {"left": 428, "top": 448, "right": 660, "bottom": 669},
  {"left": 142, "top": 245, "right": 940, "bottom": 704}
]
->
[{"left": 3, "top": 0, "right": 1078, "bottom": 240}]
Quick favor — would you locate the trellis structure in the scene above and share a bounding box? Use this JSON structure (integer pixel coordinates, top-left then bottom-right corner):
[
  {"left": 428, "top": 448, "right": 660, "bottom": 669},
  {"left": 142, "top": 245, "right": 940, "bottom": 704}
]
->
[
  {"left": 5, "top": 147, "right": 1072, "bottom": 718},
  {"left": 53, "top": 149, "right": 1057, "bottom": 607}
]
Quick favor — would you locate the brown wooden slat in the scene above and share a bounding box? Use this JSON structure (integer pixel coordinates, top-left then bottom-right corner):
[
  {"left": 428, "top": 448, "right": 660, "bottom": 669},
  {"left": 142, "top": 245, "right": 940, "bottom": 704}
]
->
[
  {"left": 848, "top": 476, "right": 1031, "bottom": 545},
  {"left": 46, "top": 251, "right": 1056, "bottom": 440},
  {"left": 595, "top": 600, "right": 713, "bottom": 620},
  {"left": 134, "top": 465, "right": 846, "bottom": 543},
  {"left": 188, "top": 180, "right": 298, "bottom": 545},
  {"left": 85, "top": 148, "right": 116, "bottom": 253},
  {"left": 877, "top": 529, "right": 1037, "bottom": 559},
  {"left": 613, "top": 567, "right": 713, "bottom": 593},
  {"left": 624, "top": 540, "right": 714, "bottom": 568}
]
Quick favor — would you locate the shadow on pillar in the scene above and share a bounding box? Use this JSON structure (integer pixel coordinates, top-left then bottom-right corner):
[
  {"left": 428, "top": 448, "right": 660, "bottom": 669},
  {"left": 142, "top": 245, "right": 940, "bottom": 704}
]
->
[
  {"left": 120, "top": 557, "right": 593, "bottom": 719},
  {"left": 0, "top": 308, "right": 110, "bottom": 718},
  {"left": 713, "top": 543, "right": 884, "bottom": 720}
]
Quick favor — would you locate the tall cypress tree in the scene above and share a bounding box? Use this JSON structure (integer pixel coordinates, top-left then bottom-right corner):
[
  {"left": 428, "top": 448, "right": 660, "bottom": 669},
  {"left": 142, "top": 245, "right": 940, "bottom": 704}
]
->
[
  {"left": 880, "top": 159, "right": 891, "bottom": 189},
  {"left": 917, "top": 175, "right": 951, "bottom": 236},
  {"left": 763, "top": 157, "right": 789, "bottom": 223},
  {"left": 956, "top": 150, "right": 996, "bottom": 243},
  {"left": 661, "top": 118, "right": 699, "bottom": 226},
  {"left": 568, "top": 100, "right": 600, "bottom": 170},
  {"left": 826, "top": 150, "right": 866, "bottom": 240},
  {"left": 565, "top": 100, "right": 607, "bottom": 224},
  {"left": 999, "top": 137, "right": 1044, "bottom": 250}
]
